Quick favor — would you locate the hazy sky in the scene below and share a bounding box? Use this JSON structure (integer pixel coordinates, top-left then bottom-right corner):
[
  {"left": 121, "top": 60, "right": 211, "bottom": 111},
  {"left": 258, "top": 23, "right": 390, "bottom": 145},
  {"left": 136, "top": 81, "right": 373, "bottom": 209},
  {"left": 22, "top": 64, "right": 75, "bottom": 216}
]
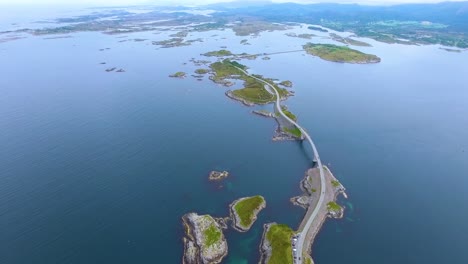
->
[{"left": 0, "top": 0, "right": 465, "bottom": 6}]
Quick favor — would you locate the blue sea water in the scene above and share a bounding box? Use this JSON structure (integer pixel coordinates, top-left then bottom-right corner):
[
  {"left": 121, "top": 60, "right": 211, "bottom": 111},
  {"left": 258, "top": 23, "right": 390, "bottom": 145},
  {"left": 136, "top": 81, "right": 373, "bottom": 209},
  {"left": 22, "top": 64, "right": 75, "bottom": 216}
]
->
[{"left": 1, "top": 10, "right": 468, "bottom": 264}]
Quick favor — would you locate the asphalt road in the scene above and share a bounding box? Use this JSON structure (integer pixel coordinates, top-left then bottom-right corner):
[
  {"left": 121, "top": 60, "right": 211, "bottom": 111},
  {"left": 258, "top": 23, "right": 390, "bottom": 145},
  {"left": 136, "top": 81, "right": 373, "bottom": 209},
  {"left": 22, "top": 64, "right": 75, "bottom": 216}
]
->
[{"left": 234, "top": 65, "right": 326, "bottom": 264}]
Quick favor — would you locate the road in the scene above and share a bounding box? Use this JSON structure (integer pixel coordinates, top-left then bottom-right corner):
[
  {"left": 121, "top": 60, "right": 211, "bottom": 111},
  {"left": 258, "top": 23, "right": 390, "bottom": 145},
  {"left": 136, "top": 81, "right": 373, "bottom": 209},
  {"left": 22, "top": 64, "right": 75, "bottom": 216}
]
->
[{"left": 233, "top": 66, "right": 326, "bottom": 264}]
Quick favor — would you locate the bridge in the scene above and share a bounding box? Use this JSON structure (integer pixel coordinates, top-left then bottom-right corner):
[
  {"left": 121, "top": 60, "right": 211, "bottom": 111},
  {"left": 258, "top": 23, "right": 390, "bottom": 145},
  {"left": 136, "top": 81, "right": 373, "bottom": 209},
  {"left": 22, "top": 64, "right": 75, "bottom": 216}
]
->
[{"left": 233, "top": 65, "right": 326, "bottom": 264}]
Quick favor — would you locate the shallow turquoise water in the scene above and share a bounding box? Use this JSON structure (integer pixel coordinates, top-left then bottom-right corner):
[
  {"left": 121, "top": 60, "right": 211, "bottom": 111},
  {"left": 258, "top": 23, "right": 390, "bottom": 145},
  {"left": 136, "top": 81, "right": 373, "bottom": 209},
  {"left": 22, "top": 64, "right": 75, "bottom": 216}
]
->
[{"left": 1, "top": 20, "right": 468, "bottom": 264}]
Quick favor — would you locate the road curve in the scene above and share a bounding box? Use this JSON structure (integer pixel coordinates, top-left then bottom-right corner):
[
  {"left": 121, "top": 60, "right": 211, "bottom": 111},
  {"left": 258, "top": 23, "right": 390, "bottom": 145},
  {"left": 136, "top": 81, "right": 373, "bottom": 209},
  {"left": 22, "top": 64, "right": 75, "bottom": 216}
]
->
[{"left": 233, "top": 65, "right": 326, "bottom": 264}]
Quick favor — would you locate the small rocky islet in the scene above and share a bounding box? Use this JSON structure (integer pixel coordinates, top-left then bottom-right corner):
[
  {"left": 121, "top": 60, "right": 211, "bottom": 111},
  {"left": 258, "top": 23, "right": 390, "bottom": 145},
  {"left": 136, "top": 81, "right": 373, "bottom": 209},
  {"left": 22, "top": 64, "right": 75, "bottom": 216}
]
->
[{"left": 208, "top": 171, "right": 229, "bottom": 181}]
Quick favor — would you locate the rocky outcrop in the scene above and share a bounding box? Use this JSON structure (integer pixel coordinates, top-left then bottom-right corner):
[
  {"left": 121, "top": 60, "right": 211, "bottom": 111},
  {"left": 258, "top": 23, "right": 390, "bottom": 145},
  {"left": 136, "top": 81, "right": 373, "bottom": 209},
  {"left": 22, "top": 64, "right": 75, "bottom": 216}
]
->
[
  {"left": 225, "top": 90, "right": 254, "bottom": 106},
  {"left": 252, "top": 110, "right": 274, "bottom": 118},
  {"left": 258, "top": 223, "right": 274, "bottom": 264},
  {"left": 182, "top": 213, "right": 228, "bottom": 264},
  {"left": 208, "top": 171, "right": 229, "bottom": 181}
]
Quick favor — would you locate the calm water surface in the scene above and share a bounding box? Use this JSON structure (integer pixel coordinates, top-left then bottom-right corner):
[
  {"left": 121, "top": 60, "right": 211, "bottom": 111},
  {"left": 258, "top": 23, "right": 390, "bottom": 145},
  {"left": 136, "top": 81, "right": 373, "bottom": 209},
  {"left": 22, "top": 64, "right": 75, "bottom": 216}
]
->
[{"left": 1, "top": 16, "right": 468, "bottom": 264}]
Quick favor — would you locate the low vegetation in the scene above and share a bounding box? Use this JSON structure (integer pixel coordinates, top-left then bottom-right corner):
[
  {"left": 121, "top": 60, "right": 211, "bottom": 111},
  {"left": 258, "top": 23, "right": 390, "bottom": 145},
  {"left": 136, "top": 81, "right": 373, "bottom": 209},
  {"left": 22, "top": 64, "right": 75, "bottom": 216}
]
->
[
  {"left": 327, "top": 201, "right": 342, "bottom": 212},
  {"left": 284, "top": 127, "right": 302, "bottom": 138},
  {"left": 210, "top": 60, "right": 286, "bottom": 104},
  {"left": 232, "top": 77, "right": 275, "bottom": 103},
  {"left": 169, "top": 71, "right": 186, "bottom": 78},
  {"left": 266, "top": 224, "right": 294, "bottom": 264},
  {"left": 233, "top": 195, "right": 266, "bottom": 228},
  {"left": 281, "top": 105, "right": 297, "bottom": 121},
  {"left": 331, "top": 180, "right": 340, "bottom": 187},
  {"left": 231, "top": 21, "right": 288, "bottom": 36},
  {"left": 279, "top": 80, "right": 293, "bottom": 87},
  {"left": 153, "top": 38, "right": 190, "bottom": 48},
  {"left": 195, "top": 68, "right": 210, "bottom": 74},
  {"left": 203, "top": 222, "right": 222, "bottom": 247},
  {"left": 303, "top": 43, "right": 381, "bottom": 63},
  {"left": 203, "top": 49, "right": 233, "bottom": 57}
]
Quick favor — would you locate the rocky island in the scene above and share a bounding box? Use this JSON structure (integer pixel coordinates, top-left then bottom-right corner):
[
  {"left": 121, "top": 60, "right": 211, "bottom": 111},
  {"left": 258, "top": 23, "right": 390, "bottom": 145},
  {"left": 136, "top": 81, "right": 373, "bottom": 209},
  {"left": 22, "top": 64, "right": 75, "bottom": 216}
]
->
[
  {"left": 208, "top": 171, "right": 229, "bottom": 181},
  {"left": 230, "top": 195, "right": 266, "bottom": 232},
  {"left": 303, "top": 43, "right": 381, "bottom": 64},
  {"left": 170, "top": 72, "right": 187, "bottom": 78},
  {"left": 182, "top": 213, "right": 228, "bottom": 264},
  {"left": 209, "top": 59, "right": 290, "bottom": 105}
]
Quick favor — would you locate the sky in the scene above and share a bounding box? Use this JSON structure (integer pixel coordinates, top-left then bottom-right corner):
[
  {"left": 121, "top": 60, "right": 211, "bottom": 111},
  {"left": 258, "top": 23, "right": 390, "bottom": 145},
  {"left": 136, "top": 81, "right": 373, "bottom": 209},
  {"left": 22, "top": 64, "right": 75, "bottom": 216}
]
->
[{"left": 0, "top": 0, "right": 465, "bottom": 6}]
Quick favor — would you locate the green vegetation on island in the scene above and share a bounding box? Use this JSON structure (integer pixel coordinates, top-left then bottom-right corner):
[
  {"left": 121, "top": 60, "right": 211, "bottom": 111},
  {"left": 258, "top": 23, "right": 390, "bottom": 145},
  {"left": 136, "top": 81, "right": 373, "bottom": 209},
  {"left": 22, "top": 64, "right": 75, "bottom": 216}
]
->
[
  {"left": 153, "top": 38, "right": 190, "bottom": 48},
  {"left": 169, "top": 71, "right": 186, "bottom": 78},
  {"left": 202, "top": 49, "right": 233, "bottom": 57},
  {"left": 231, "top": 21, "right": 288, "bottom": 36},
  {"left": 231, "top": 195, "right": 266, "bottom": 231},
  {"left": 284, "top": 127, "right": 302, "bottom": 138},
  {"left": 327, "top": 201, "right": 342, "bottom": 212},
  {"left": 279, "top": 80, "right": 293, "bottom": 87},
  {"left": 195, "top": 68, "right": 210, "bottom": 74},
  {"left": 303, "top": 43, "right": 381, "bottom": 63},
  {"left": 265, "top": 224, "right": 294, "bottom": 264},
  {"left": 182, "top": 213, "right": 228, "bottom": 263},
  {"left": 209, "top": 60, "right": 289, "bottom": 105},
  {"left": 331, "top": 180, "right": 341, "bottom": 187},
  {"left": 203, "top": 221, "right": 222, "bottom": 247},
  {"left": 231, "top": 77, "right": 275, "bottom": 104},
  {"left": 280, "top": 105, "right": 297, "bottom": 121}
]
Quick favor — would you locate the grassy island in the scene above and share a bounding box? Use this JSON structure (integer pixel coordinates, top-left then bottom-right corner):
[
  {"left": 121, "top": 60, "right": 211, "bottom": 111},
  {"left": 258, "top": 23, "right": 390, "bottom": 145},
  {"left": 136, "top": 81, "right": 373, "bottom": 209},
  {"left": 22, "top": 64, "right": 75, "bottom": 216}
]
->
[
  {"left": 279, "top": 80, "right": 293, "bottom": 87},
  {"left": 265, "top": 224, "right": 294, "bottom": 264},
  {"left": 195, "top": 68, "right": 210, "bottom": 74},
  {"left": 232, "top": 77, "right": 275, "bottom": 104},
  {"left": 153, "top": 38, "right": 190, "bottom": 48},
  {"left": 210, "top": 60, "right": 289, "bottom": 105},
  {"left": 303, "top": 43, "right": 381, "bottom": 64},
  {"left": 169, "top": 71, "right": 186, "bottom": 78},
  {"left": 231, "top": 195, "right": 266, "bottom": 231},
  {"left": 203, "top": 49, "right": 233, "bottom": 57}
]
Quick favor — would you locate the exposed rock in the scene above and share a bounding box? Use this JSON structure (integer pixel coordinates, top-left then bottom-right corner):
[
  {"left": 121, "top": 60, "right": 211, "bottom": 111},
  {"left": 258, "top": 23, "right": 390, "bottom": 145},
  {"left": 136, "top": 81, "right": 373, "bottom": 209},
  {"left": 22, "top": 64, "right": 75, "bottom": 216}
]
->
[
  {"left": 252, "top": 110, "right": 274, "bottom": 118},
  {"left": 258, "top": 223, "right": 274, "bottom": 264},
  {"left": 182, "top": 213, "right": 228, "bottom": 264},
  {"left": 208, "top": 171, "right": 229, "bottom": 181},
  {"left": 225, "top": 90, "right": 254, "bottom": 106}
]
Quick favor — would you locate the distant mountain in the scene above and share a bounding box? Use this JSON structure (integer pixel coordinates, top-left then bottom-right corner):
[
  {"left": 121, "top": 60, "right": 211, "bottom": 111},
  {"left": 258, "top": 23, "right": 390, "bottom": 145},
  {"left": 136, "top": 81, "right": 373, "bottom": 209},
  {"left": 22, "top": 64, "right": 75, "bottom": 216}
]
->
[{"left": 211, "top": 1, "right": 468, "bottom": 32}]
